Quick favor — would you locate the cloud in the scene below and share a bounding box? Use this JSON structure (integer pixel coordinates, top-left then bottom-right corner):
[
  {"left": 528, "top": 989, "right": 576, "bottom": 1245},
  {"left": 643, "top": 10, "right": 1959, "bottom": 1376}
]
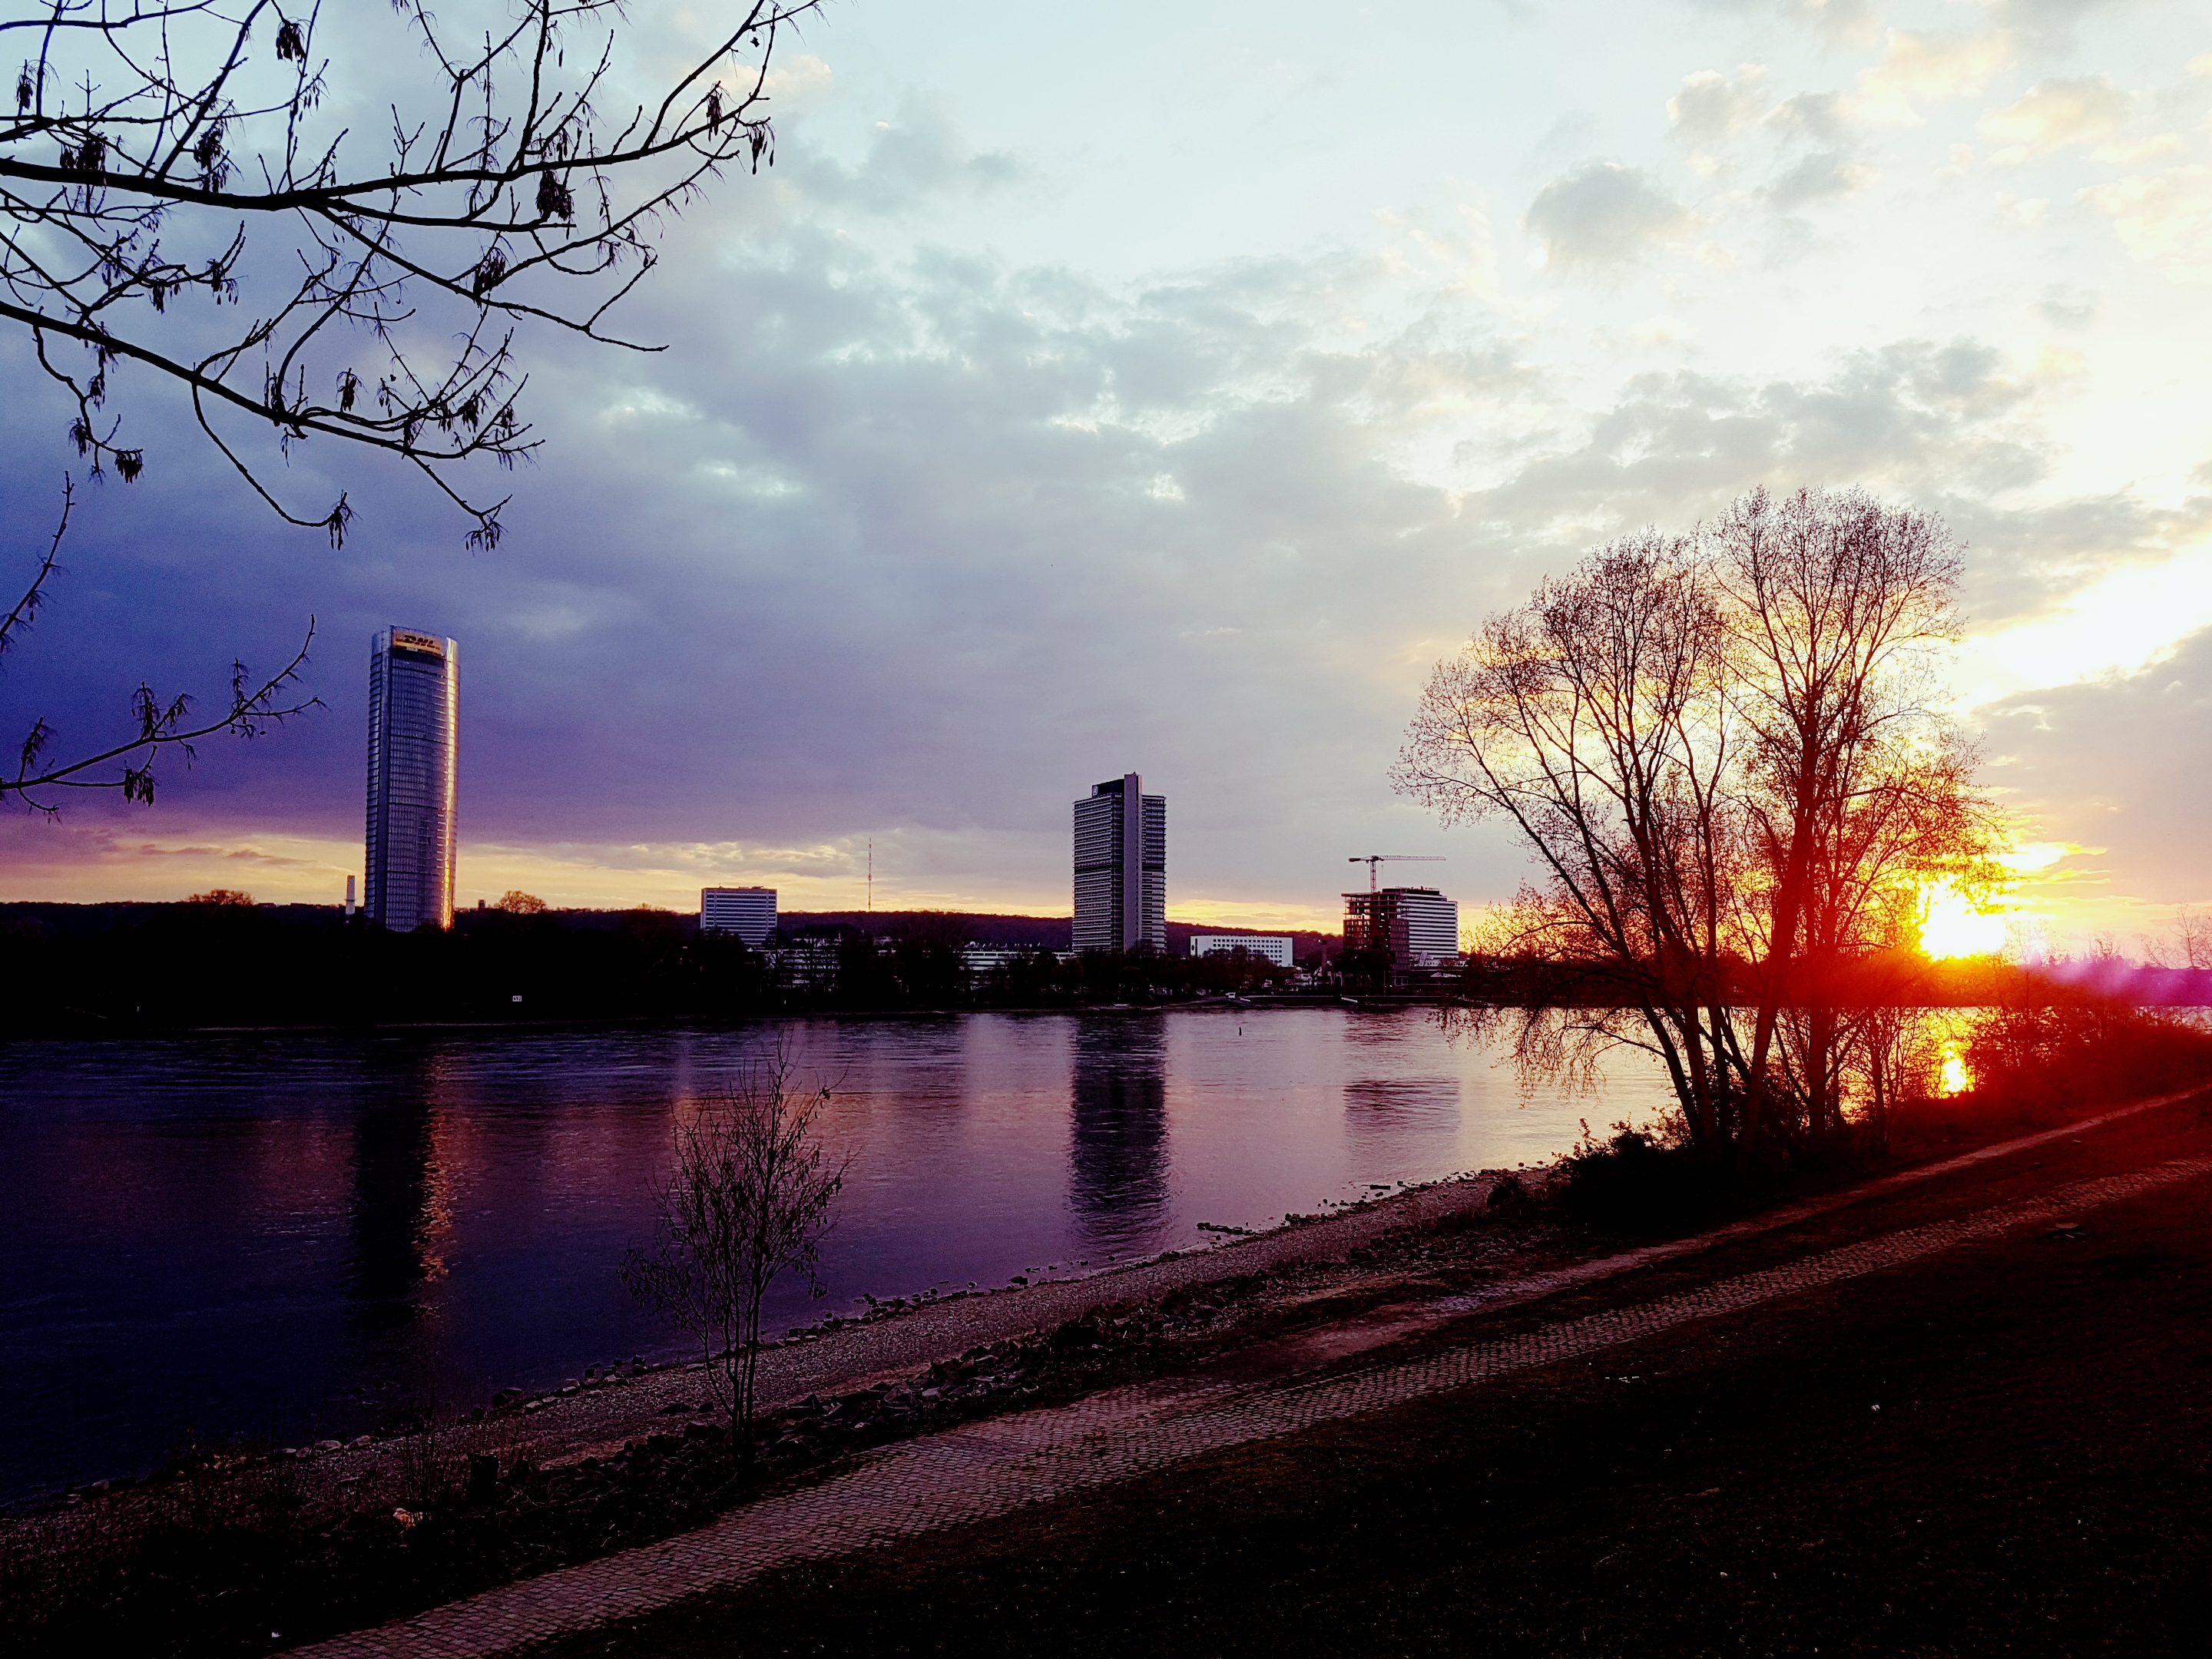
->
[
  {"left": 800, "top": 98, "right": 1025, "bottom": 215},
  {"left": 3, "top": 11, "right": 2204, "bottom": 932},
  {"left": 1981, "top": 623, "right": 2212, "bottom": 921},
  {"left": 1463, "top": 337, "right": 2053, "bottom": 538},
  {"left": 1523, "top": 163, "right": 1694, "bottom": 270},
  {"left": 1683, "top": 1, "right": 1879, "bottom": 46},
  {"left": 1763, "top": 150, "right": 1875, "bottom": 210},
  {"left": 1988, "top": 0, "right": 2131, "bottom": 46},
  {"left": 1669, "top": 68, "right": 1770, "bottom": 146},
  {"left": 1980, "top": 75, "right": 2129, "bottom": 163},
  {"left": 2081, "top": 164, "right": 2212, "bottom": 277},
  {"left": 1858, "top": 30, "right": 2012, "bottom": 119},
  {"left": 1767, "top": 91, "right": 1854, "bottom": 147}
]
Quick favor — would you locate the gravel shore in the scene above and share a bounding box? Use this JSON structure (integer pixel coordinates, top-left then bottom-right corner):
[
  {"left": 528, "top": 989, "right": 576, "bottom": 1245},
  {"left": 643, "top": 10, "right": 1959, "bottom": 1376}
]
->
[{"left": 321, "top": 1167, "right": 1550, "bottom": 1481}]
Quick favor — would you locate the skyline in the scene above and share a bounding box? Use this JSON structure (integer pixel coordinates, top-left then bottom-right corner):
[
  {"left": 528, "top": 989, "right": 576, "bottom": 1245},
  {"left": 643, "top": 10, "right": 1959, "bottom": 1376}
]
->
[{"left": 4, "top": 0, "right": 2210, "bottom": 949}]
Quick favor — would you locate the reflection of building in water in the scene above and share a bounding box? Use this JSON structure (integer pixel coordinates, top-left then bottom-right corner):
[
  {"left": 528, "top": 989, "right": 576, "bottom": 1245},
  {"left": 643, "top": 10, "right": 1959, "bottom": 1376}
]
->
[
  {"left": 1341, "top": 1075, "right": 1463, "bottom": 1166},
  {"left": 343, "top": 1050, "right": 455, "bottom": 1330},
  {"left": 1067, "top": 1020, "right": 1170, "bottom": 1255}
]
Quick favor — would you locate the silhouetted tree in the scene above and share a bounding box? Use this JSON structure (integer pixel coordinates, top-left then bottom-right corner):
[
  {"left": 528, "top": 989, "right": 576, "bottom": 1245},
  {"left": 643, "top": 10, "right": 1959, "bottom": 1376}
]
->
[
  {"left": 1396, "top": 488, "right": 1998, "bottom": 1166},
  {"left": 3, "top": 478, "right": 317, "bottom": 811},
  {"left": 621, "top": 1058, "right": 847, "bottom": 1452}
]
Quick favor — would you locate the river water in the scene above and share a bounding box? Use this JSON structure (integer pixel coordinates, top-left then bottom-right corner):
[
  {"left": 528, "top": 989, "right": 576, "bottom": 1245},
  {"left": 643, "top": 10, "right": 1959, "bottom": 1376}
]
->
[{"left": 0, "top": 1007, "right": 1672, "bottom": 1500}]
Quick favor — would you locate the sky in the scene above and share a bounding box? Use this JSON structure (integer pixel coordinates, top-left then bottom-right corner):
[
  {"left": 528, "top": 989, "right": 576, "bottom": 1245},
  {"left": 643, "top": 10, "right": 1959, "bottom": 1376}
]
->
[{"left": 3, "top": 0, "right": 2209, "bottom": 950}]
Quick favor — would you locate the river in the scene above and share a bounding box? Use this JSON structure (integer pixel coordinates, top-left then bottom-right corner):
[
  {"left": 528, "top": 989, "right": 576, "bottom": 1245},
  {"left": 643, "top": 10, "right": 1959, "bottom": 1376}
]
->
[{"left": 0, "top": 1006, "right": 1673, "bottom": 1500}]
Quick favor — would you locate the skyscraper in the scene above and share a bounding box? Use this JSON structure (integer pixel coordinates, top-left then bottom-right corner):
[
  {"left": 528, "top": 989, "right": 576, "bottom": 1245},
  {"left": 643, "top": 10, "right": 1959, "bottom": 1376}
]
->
[
  {"left": 1073, "top": 773, "right": 1165, "bottom": 952},
  {"left": 365, "top": 627, "right": 459, "bottom": 932}
]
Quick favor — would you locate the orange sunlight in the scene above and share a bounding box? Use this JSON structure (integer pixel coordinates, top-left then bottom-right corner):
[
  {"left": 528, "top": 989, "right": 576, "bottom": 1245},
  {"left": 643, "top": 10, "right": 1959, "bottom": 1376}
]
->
[
  {"left": 1918, "top": 880, "right": 2009, "bottom": 960},
  {"left": 1938, "top": 1041, "right": 1972, "bottom": 1097}
]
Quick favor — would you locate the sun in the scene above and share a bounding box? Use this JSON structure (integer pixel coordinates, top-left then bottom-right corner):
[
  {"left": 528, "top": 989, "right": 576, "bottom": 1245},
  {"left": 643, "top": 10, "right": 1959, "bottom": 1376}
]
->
[{"left": 1918, "top": 879, "right": 2009, "bottom": 960}]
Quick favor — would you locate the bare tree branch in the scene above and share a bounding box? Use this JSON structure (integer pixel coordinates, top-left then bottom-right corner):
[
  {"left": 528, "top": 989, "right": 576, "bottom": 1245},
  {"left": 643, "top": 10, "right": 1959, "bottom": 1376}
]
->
[
  {"left": 5, "top": 0, "right": 820, "bottom": 545},
  {"left": 2, "top": 473, "right": 320, "bottom": 813}
]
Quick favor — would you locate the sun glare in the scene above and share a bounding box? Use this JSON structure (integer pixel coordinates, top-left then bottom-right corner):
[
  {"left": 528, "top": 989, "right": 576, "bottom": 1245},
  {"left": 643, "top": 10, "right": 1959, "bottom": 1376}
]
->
[
  {"left": 1918, "top": 880, "right": 2010, "bottom": 960},
  {"left": 1939, "top": 1042, "right": 1972, "bottom": 1096}
]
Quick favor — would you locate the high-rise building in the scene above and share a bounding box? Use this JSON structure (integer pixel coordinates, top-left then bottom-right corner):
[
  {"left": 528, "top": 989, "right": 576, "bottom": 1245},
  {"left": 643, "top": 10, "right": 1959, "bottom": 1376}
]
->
[
  {"left": 365, "top": 627, "right": 459, "bottom": 932},
  {"left": 700, "top": 886, "right": 777, "bottom": 945},
  {"left": 1343, "top": 886, "right": 1460, "bottom": 971},
  {"left": 1073, "top": 773, "right": 1166, "bottom": 952}
]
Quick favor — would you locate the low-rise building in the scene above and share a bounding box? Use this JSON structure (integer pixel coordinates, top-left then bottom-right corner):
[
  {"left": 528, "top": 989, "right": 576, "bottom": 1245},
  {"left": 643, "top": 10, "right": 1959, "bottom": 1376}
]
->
[
  {"left": 1189, "top": 933, "right": 1295, "bottom": 967},
  {"left": 700, "top": 886, "right": 777, "bottom": 945}
]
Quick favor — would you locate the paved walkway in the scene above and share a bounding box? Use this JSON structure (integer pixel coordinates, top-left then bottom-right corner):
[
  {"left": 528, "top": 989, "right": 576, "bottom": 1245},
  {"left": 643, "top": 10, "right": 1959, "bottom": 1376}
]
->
[
  {"left": 455, "top": 1091, "right": 2190, "bottom": 1474},
  {"left": 293, "top": 1122, "right": 2211, "bottom": 1658},
  {"left": 377, "top": 1169, "right": 1529, "bottom": 1478}
]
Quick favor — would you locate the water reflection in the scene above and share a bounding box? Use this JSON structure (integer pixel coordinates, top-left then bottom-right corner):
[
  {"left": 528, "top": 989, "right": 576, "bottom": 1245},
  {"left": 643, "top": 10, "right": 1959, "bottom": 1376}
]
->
[
  {"left": 1067, "top": 1018, "right": 1170, "bottom": 1257},
  {"left": 343, "top": 1049, "right": 452, "bottom": 1328},
  {"left": 2, "top": 1010, "right": 1674, "bottom": 1500}
]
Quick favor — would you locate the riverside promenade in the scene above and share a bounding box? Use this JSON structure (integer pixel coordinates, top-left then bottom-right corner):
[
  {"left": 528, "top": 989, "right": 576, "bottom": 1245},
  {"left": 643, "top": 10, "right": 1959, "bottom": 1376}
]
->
[{"left": 293, "top": 1090, "right": 2212, "bottom": 1659}]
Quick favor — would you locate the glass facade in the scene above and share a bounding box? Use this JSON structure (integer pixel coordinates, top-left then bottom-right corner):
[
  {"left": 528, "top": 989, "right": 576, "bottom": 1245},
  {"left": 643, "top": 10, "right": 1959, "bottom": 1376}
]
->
[
  {"left": 1072, "top": 773, "right": 1166, "bottom": 952},
  {"left": 365, "top": 628, "right": 459, "bottom": 932},
  {"left": 1342, "top": 886, "right": 1460, "bottom": 970}
]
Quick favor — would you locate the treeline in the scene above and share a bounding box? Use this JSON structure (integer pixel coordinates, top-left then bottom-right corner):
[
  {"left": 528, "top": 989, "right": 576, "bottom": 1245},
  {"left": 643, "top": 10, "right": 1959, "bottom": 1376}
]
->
[
  {"left": 1459, "top": 949, "right": 2212, "bottom": 1012},
  {"left": 0, "top": 903, "right": 1310, "bottom": 1037}
]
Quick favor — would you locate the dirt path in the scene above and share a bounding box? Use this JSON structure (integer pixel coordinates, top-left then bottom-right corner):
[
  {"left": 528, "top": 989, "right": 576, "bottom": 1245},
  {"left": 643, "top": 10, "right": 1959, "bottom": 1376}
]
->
[{"left": 289, "top": 1091, "right": 2212, "bottom": 1658}]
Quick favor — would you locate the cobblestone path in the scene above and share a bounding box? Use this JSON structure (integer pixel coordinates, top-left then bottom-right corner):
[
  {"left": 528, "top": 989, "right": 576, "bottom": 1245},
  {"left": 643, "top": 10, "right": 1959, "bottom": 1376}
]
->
[{"left": 294, "top": 1152, "right": 2212, "bottom": 1659}]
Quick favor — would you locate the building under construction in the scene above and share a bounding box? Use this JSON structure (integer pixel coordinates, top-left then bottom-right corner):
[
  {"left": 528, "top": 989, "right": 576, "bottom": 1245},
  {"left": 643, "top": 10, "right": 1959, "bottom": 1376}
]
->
[{"left": 1343, "top": 886, "right": 1462, "bottom": 974}]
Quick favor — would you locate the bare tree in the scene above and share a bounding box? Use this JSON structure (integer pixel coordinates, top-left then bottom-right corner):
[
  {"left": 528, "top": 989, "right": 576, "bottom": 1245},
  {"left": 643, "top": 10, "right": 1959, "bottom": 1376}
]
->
[
  {"left": 1397, "top": 488, "right": 1999, "bottom": 1167},
  {"left": 5, "top": 2, "right": 813, "bottom": 816},
  {"left": 1710, "top": 487, "right": 1996, "bottom": 1154},
  {"left": 5, "top": 0, "right": 819, "bottom": 543},
  {"left": 2, "top": 475, "right": 317, "bottom": 810},
  {"left": 621, "top": 1057, "right": 848, "bottom": 1452},
  {"left": 2141, "top": 906, "right": 2212, "bottom": 972},
  {"left": 1396, "top": 531, "right": 1747, "bottom": 1156}
]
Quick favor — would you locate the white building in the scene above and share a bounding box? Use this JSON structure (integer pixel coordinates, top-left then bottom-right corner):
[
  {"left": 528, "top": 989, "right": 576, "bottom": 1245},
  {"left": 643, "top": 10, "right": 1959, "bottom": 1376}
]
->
[
  {"left": 700, "top": 886, "right": 777, "bottom": 945},
  {"left": 1343, "top": 886, "right": 1461, "bottom": 970},
  {"left": 1189, "top": 934, "right": 1295, "bottom": 968}
]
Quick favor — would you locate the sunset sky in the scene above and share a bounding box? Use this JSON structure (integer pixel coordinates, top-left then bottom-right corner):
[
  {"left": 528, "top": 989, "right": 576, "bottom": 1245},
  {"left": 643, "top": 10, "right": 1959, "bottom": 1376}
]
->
[{"left": 3, "top": 0, "right": 2207, "bottom": 954}]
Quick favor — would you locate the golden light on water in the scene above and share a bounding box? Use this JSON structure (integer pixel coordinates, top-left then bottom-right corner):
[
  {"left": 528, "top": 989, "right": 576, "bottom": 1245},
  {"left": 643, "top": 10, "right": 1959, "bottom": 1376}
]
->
[{"left": 1939, "top": 1042, "right": 1972, "bottom": 1097}]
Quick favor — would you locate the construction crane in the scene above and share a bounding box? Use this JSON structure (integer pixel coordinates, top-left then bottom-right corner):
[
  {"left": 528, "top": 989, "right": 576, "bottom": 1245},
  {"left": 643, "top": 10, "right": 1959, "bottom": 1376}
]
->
[{"left": 1347, "top": 854, "right": 1444, "bottom": 894}]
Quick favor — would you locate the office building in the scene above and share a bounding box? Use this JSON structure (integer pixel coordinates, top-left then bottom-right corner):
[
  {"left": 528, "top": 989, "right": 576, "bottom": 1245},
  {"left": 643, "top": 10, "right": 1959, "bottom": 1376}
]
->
[
  {"left": 701, "top": 886, "right": 777, "bottom": 945},
  {"left": 364, "top": 626, "right": 459, "bottom": 932},
  {"left": 1343, "top": 886, "right": 1460, "bottom": 971},
  {"left": 1073, "top": 773, "right": 1166, "bottom": 952},
  {"left": 1190, "top": 934, "right": 1295, "bottom": 968}
]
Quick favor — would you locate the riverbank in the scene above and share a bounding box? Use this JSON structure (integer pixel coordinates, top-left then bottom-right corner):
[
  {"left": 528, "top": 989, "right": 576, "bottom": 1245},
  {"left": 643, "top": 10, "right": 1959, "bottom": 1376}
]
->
[
  {"left": 512, "top": 1085, "right": 2212, "bottom": 1659},
  {"left": 12, "top": 1090, "right": 2203, "bottom": 1654}
]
